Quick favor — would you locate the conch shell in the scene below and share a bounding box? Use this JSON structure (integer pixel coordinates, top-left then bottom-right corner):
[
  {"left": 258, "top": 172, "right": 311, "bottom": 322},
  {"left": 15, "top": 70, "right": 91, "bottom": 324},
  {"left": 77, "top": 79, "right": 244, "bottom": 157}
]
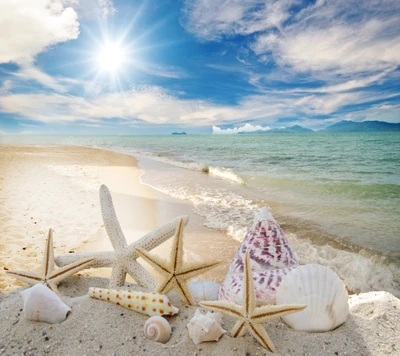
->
[
  {"left": 21, "top": 284, "right": 71, "bottom": 324},
  {"left": 187, "top": 309, "right": 226, "bottom": 344},
  {"left": 219, "top": 207, "right": 298, "bottom": 304},
  {"left": 144, "top": 316, "right": 171, "bottom": 343},
  {"left": 88, "top": 287, "right": 179, "bottom": 316}
]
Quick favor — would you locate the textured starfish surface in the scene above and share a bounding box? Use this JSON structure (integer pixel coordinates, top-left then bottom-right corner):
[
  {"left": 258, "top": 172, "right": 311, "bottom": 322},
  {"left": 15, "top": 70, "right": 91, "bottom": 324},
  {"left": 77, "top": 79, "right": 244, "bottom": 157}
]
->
[
  {"left": 55, "top": 185, "right": 189, "bottom": 290},
  {"left": 200, "top": 251, "right": 306, "bottom": 353},
  {"left": 136, "top": 218, "right": 220, "bottom": 306},
  {"left": 7, "top": 229, "right": 93, "bottom": 293}
]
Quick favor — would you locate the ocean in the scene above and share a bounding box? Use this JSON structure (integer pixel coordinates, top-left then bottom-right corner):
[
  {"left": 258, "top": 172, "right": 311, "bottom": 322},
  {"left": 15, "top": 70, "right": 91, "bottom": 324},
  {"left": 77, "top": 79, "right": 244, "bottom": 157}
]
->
[{"left": 1, "top": 132, "right": 399, "bottom": 296}]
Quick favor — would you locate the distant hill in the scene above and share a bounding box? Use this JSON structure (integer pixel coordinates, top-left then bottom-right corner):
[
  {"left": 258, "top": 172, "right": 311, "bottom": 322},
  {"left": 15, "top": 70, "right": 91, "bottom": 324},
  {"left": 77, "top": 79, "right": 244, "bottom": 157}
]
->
[
  {"left": 172, "top": 132, "right": 187, "bottom": 135},
  {"left": 239, "top": 125, "right": 314, "bottom": 134},
  {"left": 320, "top": 120, "right": 400, "bottom": 133}
]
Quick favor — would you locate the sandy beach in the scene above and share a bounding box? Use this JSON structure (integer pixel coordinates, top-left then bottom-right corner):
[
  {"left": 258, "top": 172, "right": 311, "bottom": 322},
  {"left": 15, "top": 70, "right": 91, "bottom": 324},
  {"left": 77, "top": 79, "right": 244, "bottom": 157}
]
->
[{"left": 1, "top": 145, "right": 399, "bottom": 355}]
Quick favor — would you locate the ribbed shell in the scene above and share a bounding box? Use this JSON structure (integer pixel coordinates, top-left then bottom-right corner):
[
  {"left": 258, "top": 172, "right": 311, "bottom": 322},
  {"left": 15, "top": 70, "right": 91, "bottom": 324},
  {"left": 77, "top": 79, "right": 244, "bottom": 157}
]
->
[
  {"left": 89, "top": 288, "right": 179, "bottom": 316},
  {"left": 189, "top": 281, "right": 220, "bottom": 303},
  {"left": 276, "top": 264, "right": 349, "bottom": 332}
]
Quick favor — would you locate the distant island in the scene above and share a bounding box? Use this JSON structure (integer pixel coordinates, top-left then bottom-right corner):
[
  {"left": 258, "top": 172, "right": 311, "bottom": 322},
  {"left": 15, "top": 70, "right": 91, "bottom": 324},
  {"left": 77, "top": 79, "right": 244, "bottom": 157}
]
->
[
  {"left": 239, "top": 125, "right": 314, "bottom": 134},
  {"left": 319, "top": 120, "right": 400, "bottom": 133},
  {"left": 238, "top": 121, "right": 400, "bottom": 134},
  {"left": 172, "top": 132, "right": 187, "bottom": 135}
]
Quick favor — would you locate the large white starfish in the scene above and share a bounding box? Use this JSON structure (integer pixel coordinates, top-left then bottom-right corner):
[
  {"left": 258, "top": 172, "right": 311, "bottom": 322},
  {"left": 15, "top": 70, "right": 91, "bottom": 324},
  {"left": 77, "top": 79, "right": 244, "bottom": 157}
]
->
[
  {"left": 200, "top": 251, "right": 306, "bottom": 353},
  {"left": 55, "top": 184, "right": 189, "bottom": 290},
  {"left": 7, "top": 229, "right": 94, "bottom": 293},
  {"left": 136, "top": 218, "right": 221, "bottom": 306}
]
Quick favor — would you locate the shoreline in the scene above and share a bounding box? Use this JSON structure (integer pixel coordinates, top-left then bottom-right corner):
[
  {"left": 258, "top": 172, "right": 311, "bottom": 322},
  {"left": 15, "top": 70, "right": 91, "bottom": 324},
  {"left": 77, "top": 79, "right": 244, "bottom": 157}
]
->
[
  {"left": 0, "top": 144, "right": 238, "bottom": 292},
  {"left": 1, "top": 144, "right": 399, "bottom": 355}
]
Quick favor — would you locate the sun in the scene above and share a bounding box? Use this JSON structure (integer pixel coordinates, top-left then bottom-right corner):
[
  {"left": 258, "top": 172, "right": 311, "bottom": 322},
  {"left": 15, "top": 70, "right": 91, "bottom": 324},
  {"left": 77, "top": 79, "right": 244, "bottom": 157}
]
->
[{"left": 97, "top": 43, "right": 126, "bottom": 73}]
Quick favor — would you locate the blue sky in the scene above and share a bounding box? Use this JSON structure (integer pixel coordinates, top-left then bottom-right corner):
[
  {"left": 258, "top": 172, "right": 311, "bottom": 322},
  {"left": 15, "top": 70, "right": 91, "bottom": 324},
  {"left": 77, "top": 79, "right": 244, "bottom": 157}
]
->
[{"left": 0, "top": 0, "right": 399, "bottom": 135}]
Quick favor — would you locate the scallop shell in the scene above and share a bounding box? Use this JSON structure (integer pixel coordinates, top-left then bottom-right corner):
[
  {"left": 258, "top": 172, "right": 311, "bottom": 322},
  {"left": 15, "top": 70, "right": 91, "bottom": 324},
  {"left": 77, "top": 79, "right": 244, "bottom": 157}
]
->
[
  {"left": 276, "top": 264, "right": 349, "bottom": 332},
  {"left": 219, "top": 207, "right": 298, "bottom": 304},
  {"left": 187, "top": 309, "right": 226, "bottom": 344},
  {"left": 144, "top": 316, "right": 171, "bottom": 343},
  {"left": 21, "top": 284, "right": 71, "bottom": 324},
  {"left": 89, "top": 288, "right": 179, "bottom": 316},
  {"left": 189, "top": 281, "right": 220, "bottom": 303}
]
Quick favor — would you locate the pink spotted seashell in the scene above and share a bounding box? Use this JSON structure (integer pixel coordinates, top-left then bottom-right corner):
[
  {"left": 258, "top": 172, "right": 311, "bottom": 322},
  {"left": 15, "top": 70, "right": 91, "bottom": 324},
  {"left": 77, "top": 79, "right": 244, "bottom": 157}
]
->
[{"left": 218, "top": 207, "right": 298, "bottom": 304}]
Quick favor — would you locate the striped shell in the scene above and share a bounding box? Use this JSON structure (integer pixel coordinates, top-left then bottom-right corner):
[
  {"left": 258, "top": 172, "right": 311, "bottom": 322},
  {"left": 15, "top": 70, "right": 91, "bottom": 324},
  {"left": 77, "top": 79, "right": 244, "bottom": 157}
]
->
[
  {"left": 88, "top": 288, "right": 179, "bottom": 316},
  {"left": 219, "top": 207, "right": 298, "bottom": 304},
  {"left": 144, "top": 316, "right": 171, "bottom": 343},
  {"left": 276, "top": 264, "right": 349, "bottom": 332}
]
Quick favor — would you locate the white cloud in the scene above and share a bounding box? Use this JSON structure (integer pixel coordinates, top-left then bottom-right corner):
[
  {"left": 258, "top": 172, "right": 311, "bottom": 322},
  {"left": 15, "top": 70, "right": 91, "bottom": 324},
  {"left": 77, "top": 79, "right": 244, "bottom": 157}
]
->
[
  {"left": 181, "top": 0, "right": 297, "bottom": 40},
  {"left": 183, "top": 0, "right": 400, "bottom": 77},
  {"left": 0, "top": 0, "right": 79, "bottom": 65},
  {"left": 97, "top": 0, "right": 116, "bottom": 19},
  {"left": 212, "top": 123, "right": 271, "bottom": 134}
]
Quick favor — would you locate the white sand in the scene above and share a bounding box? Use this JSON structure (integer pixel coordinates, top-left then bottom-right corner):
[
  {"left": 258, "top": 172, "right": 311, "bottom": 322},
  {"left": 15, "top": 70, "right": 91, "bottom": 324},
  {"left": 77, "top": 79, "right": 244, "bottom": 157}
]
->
[{"left": 0, "top": 145, "right": 399, "bottom": 355}]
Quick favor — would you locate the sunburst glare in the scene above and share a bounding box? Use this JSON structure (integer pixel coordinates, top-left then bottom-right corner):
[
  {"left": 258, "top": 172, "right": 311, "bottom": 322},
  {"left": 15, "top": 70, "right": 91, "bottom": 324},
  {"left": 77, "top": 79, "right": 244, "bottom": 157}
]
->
[{"left": 97, "top": 43, "right": 126, "bottom": 73}]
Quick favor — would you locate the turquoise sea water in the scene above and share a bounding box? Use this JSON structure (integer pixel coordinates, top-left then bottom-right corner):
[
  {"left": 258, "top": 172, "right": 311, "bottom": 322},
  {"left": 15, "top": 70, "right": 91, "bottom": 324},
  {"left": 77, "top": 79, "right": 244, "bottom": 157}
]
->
[{"left": 1, "top": 132, "right": 399, "bottom": 295}]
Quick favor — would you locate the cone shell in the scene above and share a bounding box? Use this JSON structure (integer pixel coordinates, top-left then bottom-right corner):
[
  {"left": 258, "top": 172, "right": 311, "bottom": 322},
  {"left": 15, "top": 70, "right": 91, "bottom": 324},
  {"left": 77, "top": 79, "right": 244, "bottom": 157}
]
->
[
  {"left": 276, "top": 264, "right": 349, "bottom": 332},
  {"left": 89, "top": 287, "right": 179, "bottom": 317},
  {"left": 21, "top": 284, "right": 71, "bottom": 324},
  {"left": 219, "top": 207, "right": 298, "bottom": 304},
  {"left": 187, "top": 309, "right": 226, "bottom": 345},
  {"left": 189, "top": 281, "right": 220, "bottom": 303},
  {"left": 144, "top": 316, "right": 171, "bottom": 343}
]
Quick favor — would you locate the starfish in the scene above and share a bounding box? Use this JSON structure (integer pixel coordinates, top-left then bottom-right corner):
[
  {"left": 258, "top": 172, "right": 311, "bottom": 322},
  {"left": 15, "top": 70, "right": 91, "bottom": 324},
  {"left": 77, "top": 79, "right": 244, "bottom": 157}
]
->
[
  {"left": 200, "top": 251, "right": 306, "bottom": 353},
  {"left": 7, "top": 229, "right": 93, "bottom": 293},
  {"left": 136, "top": 218, "right": 221, "bottom": 306},
  {"left": 55, "top": 184, "right": 189, "bottom": 290}
]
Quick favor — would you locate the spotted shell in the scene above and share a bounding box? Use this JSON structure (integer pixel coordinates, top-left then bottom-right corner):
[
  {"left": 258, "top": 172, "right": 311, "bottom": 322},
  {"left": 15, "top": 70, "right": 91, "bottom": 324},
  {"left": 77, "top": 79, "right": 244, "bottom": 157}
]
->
[
  {"left": 144, "top": 316, "right": 171, "bottom": 343},
  {"left": 88, "top": 288, "right": 179, "bottom": 316}
]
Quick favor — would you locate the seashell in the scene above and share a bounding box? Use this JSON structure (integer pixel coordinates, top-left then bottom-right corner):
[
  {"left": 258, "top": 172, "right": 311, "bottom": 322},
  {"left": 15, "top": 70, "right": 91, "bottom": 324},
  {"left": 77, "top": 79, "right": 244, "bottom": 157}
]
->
[
  {"left": 219, "top": 207, "right": 298, "bottom": 304},
  {"left": 189, "top": 281, "right": 221, "bottom": 303},
  {"left": 144, "top": 316, "right": 171, "bottom": 343},
  {"left": 88, "top": 287, "right": 179, "bottom": 317},
  {"left": 276, "top": 264, "right": 349, "bottom": 332},
  {"left": 20, "top": 284, "right": 71, "bottom": 324},
  {"left": 187, "top": 309, "right": 226, "bottom": 344}
]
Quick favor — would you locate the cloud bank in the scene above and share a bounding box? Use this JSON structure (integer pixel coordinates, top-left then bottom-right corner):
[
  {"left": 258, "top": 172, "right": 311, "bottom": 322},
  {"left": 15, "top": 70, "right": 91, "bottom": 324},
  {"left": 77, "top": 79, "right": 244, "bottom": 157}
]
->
[
  {"left": 0, "top": 0, "right": 79, "bottom": 65},
  {"left": 212, "top": 123, "right": 271, "bottom": 134}
]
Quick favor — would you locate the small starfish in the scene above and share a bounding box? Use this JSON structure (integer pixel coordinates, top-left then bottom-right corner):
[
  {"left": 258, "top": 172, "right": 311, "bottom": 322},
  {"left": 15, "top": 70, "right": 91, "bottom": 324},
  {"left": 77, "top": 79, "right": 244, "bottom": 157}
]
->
[
  {"left": 55, "top": 184, "right": 189, "bottom": 290},
  {"left": 136, "top": 218, "right": 221, "bottom": 306},
  {"left": 7, "top": 229, "right": 93, "bottom": 293},
  {"left": 200, "top": 251, "right": 306, "bottom": 353}
]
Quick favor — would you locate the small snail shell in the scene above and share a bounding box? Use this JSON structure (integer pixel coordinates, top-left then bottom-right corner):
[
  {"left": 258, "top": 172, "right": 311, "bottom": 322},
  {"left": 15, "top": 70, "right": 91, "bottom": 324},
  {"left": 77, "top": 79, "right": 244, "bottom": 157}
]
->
[{"left": 143, "top": 316, "right": 171, "bottom": 343}]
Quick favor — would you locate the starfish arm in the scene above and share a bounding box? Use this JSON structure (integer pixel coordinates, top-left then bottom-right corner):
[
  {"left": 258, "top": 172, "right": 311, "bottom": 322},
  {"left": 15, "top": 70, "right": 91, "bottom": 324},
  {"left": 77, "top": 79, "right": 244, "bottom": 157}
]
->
[
  {"left": 45, "top": 280, "right": 59, "bottom": 293},
  {"left": 200, "top": 301, "right": 244, "bottom": 320},
  {"left": 42, "top": 229, "right": 55, "bottom": 279},
  {"left": 55, "top": 252, "right": 115, "bottom": 268},
  {"left": 173, "top": 277, "right": 196, "bottom": 305},
  {"left": 251, "top": 303, "right": 307, "bottom": 322},
  {"left": 124, "top": 260, "right": 158, "bottom": 290},
  {"left": 231, "top": 319, "right": 249, "bottom": 338},
  {"left": 126, "top": 215, "right": 189, "bottom": 259},
  {"left": 170, "top": 218, "right": 185, "bottom": 273},
  {"left": 109, "top": 264, "right": 127, "bottom": 288},
  {"left": 155, "top": 274, "right": 174, "bottom": 294},
  {"left": 243, "top": 251, "right": 256, "bottom": 316},
  {"left": 178, "top": 261, "right": 221, "bottom": 280},
  {"left": 249, "top": 322, "right": 277, "bottom": 353},
  {"left": 48, "top": 258, "right": 94, "bottom": 285},
  {"left": 6, "top": 270, "right": 42, "bottom": 286},
  {"left": 135, "top": 248, "right": 170, "bottom": 277},
  {"left": 100, "top": 185, "right": 128, "bottom": 251}
]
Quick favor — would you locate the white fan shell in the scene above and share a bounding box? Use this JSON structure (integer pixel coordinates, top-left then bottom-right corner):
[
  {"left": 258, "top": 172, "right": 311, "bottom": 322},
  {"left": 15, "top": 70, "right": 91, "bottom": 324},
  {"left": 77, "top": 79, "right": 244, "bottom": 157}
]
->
[{"left": 276, "top": 264, "right": 349, "bottom": 332}]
